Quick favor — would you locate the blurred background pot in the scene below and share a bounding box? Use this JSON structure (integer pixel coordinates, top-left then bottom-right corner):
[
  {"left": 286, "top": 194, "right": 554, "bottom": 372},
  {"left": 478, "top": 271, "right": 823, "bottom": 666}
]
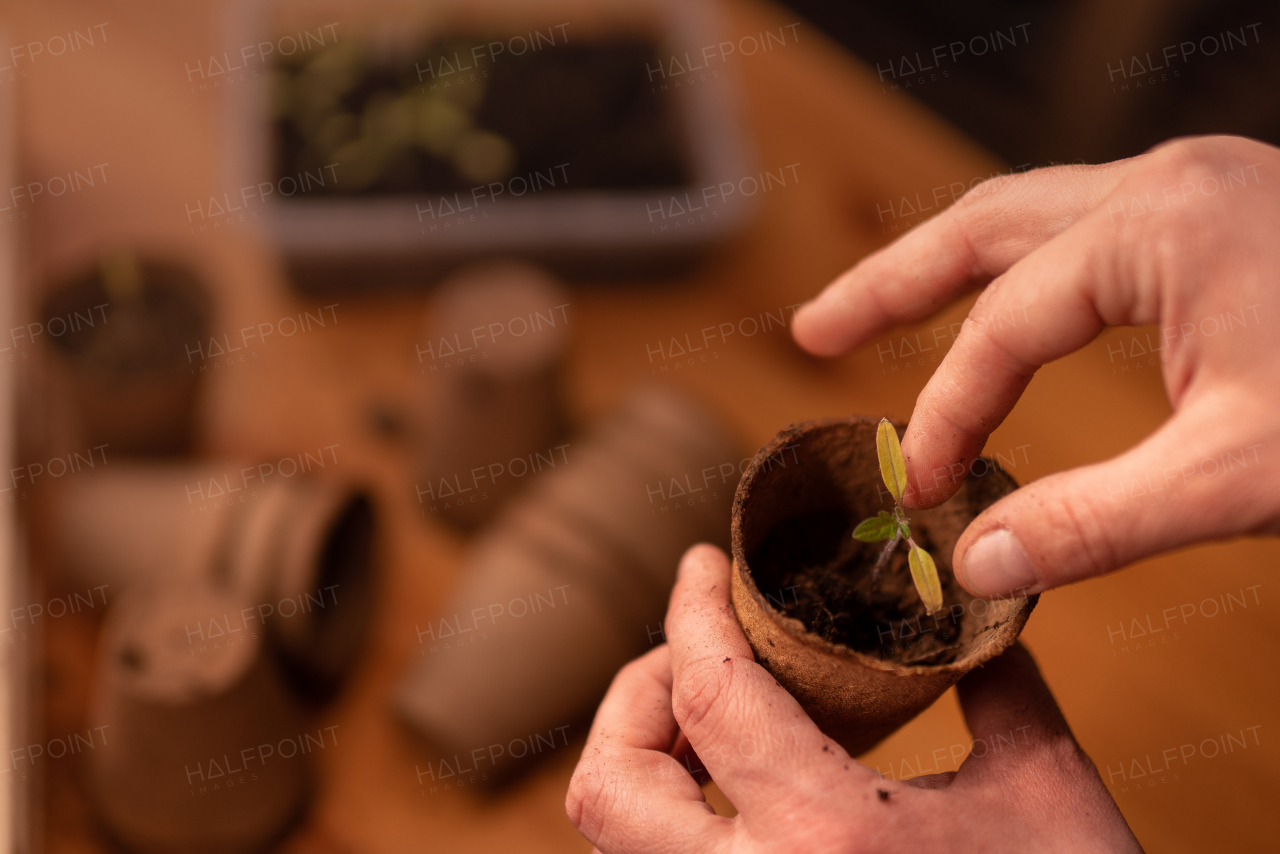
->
[
  {"left": 396, "top": 383, "right": 740, "bottom": 781},
  {"left": 730, "top": 417, "right": 1037, "bottom": 756},
  {"left": 47, "top": 463, "right": 377, "bottom": 699},
  {"left": 414, "top": 261, "right": 569, "bottom": 529},
  {"left": 85, "top": 582, "right": 308, "bottom": 854},
  {"left": 41, "top": 252, "right": 212, "bottom": 456}
]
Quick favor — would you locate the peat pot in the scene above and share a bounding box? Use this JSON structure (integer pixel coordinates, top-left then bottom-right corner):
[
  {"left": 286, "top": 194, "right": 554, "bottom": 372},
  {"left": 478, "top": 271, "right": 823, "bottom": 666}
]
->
[
  {"left": 42, "top": 255, "right": 211, "bottom": 455},
  {"left": 86, "top": 583, "right": 308, "bottom": 854},
  {"left": 730, "top": 417, "right": 1037, "bottom": 756},
  {"left": 397, "top": 384, "right": 740, "bottom": 780}
]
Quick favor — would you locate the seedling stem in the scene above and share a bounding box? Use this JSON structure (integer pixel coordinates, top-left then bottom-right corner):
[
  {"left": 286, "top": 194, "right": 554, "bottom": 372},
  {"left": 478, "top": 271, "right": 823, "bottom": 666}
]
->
[{"left": 851, "top": 419, "right": 944, "bottom": 615}]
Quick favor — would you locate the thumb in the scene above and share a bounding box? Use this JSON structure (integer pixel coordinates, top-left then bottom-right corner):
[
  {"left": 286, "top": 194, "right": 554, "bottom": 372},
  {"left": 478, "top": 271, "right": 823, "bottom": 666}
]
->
[{"left": 955, "top": 398, "right": 1270, "bottom": 597}]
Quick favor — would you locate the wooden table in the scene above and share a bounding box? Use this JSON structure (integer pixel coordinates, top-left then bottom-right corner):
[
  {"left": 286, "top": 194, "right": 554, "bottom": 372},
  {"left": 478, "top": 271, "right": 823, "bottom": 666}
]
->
[{"left": 10, "top": 1, "right": 1277, "bottom": 851}]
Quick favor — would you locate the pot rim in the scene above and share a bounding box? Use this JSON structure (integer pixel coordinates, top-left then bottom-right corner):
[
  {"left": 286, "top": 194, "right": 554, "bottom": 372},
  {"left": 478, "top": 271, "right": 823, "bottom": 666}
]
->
[{"left": 730, "top": 416, "right": 1037, "bottom": 676}]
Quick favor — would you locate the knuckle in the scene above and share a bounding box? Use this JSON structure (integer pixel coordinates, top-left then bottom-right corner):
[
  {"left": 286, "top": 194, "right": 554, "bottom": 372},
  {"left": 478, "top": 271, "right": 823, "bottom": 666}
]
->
[
  {"left": 951, "top": 174, "right": 1021, "bottom": 230},
  {"left": 1147, "top": 136, "right": 1220, "bottom": 177},
  {"left": 565, "top": 760, "right": 611, "bottom": 832},
  {"left": 863, "top": 277, "right": 898, "bottom": 326},
  {"left": 953, "top": 175, "right": 998, "bottom": 210},
  {"left": 1040, "top": 482, "right": 1119, "bottom": 584},
  {"left": 1142, "top": 213, "right": 1201, "bottom": 286},
  {"left": 1028, "top": 729, "right": 1094, "bottom": 777},
  {"left": 957, "top": 162, "right": 1084, "bottom": 212},
  {"left": 1123, "top": 136, "right": 1280, "bottom": 292},
  {"left": 1143, "top": 135, "right": 1267, "bottom": 189},
  {"left": 957, "top": 168, "right": 1027, "bottom": 208},
  {"left": 672, "top": 658, "right": 734, "bottom": 737}
]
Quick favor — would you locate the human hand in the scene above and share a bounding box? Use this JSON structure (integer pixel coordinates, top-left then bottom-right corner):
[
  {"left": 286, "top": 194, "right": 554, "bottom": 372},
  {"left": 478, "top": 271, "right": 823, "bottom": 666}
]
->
[
  {"left": 566, "top": 545, "right": 1141, "bottom": 854},
  {"left": 791, "top": 134, "right": 1280, "bottom": 599}
]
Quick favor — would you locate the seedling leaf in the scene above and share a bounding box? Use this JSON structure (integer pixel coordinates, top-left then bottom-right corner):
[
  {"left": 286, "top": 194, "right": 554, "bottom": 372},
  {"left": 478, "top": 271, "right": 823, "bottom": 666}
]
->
[
  {"left": 876, "top": 419, "right": 908, "bottom": 504},
  {"left": 908, "top": 546, "right": 943, "bottom": 614},
  {"left": 853, "top": 516, "right": 897, "bottom": 542}
]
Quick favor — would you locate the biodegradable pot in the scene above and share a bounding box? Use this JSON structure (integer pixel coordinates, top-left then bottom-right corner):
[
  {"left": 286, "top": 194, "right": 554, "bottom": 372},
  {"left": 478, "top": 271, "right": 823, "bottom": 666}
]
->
[
  {"left": 414, "top": 261, "right": 569, "bottom": 529},
  {"left": 396, "top": 383, "right": 740, "bottom": 781},
  {"left": 47, "top": 463, "right": 376, "bottom": 699},
  {"left": 730, "top": 417, "right": 1037, "bottom": 757},
  {"left": 86, "top": 582, "right": 307, "bottom": 854},
  {"left": 42, "top": 257, "right": 212, "bottom": 456}
]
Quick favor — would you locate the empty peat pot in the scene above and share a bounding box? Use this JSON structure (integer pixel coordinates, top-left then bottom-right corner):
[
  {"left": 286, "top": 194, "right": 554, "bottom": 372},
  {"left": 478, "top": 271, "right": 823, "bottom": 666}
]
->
[
  {"left": 730, "top": 417, "right": 1037, "bottom": 756},
  {"left": 414, "top": 261, "right": 570, "bottom": 529},
  {"left": 47, "top": 463, "right": 377, "bottom": 699},
  {"left": 86, "top": 583, "right": 308, "bottom": 854}
]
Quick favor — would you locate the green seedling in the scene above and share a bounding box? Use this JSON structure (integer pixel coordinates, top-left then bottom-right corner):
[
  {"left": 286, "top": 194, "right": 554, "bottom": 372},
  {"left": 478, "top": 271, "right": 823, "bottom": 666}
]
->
[{"left": 851, "top": 419, "right": 943, "bottom": 615}]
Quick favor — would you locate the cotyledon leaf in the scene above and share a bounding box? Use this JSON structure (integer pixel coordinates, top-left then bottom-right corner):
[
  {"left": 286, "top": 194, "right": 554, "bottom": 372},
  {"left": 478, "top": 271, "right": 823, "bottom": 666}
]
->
[
  {"left": 876, "top": 418, "right": 908, "bottom": 504},
  {"left": 908, "top": 546, "right": 944, "bottom": 615},
  {"left": 852, "top": 515, "right": 897, "bottom": 542}
]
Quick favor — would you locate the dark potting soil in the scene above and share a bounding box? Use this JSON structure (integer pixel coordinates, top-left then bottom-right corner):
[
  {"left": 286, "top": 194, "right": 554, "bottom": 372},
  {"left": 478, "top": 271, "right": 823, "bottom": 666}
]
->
[
  {"left": 43, "top": 264, "right": 210, "bottom": 379},
  {"left": 752, "top": 509, "right": 967, "bottom": 666}
]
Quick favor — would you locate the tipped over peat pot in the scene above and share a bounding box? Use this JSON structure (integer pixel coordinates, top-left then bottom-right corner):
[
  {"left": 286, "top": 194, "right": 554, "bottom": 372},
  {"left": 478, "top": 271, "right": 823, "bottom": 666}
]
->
[
  {"left": 730, "top": 417, "right": 1037, "bottom": 756},
  {"left": 48, "top": 465, "right": 377, "bottom": 700},
  {"left": 396, "top": 384, "right": 739, "bottom": 782}
]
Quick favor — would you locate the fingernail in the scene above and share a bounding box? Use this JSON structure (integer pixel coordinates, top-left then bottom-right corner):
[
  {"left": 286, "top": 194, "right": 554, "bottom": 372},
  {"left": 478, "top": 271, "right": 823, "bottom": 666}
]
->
[{"left": 962, "top": 529, "right": 1039, "bottom": 597}]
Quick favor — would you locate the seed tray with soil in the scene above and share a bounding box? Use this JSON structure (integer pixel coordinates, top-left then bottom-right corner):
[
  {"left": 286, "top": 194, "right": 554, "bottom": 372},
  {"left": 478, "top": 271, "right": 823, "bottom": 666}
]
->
[
  {"left": 271, "top": 36, "right": 691, "bottom": 196},
  {"left": 230, "top": 1, "right": 756, "bottom": 289}
]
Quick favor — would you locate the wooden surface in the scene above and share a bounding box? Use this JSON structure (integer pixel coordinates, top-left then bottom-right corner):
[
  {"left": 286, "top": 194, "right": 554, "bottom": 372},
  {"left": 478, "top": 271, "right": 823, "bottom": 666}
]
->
[{"left": 9, "top": 1, "right": 1277, "bottom": 852}]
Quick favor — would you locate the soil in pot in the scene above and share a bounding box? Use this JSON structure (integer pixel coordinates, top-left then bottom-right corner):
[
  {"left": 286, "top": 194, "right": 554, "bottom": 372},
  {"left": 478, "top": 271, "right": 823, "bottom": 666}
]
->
[
  {"left": 45, "top": 256, "right": 210, "bottom": 377},
  {"left": 43, "top": 254, "right": 212, "bottom": 455},
  {"left": 753, "top": 508, "right": 971, "bottom": 666},
  {"left": 737, "top": 417, "right": 1029, "bottom": 671}
]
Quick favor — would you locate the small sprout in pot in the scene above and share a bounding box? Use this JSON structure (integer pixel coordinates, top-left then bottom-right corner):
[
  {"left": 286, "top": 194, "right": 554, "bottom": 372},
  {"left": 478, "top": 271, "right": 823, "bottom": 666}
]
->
[{"left": 851, "top": 419, "right": 943, "bottom": 614}]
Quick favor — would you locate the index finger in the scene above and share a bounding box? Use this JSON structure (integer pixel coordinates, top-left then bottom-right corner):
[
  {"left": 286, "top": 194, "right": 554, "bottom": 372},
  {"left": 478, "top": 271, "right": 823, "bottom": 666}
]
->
[
  {"left": 791, "top": 160, "right": 1133, "bottom": 358},
  {"left": 665, "top": 545, "right": 877, "bottom": 819}
]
